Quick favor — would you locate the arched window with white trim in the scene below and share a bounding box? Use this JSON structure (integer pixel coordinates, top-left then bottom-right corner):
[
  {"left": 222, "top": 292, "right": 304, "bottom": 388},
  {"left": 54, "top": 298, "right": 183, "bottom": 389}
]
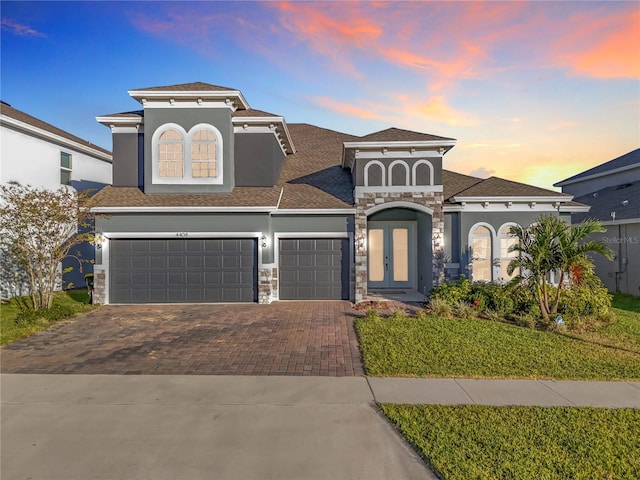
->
[
  {"left": 470, "top": 225, "right": 492, "bottom": 282},
  {"left": 364, "top": 161, "right": 385, "bottom": 186},
  {"left": 412, "top": 160, "right": 434, "bottom": 186},
  {"left": 191, "top": 129, "right": 217, "bottom": 178},
  {"left": 499, "top": 224, "right": 520, "bottom": 282},
  {"left": 158, "top": 129, "right": 184, "bottom": 178},
  {"left": 389, "top": 160, "right": 409, "bottom": 186}
]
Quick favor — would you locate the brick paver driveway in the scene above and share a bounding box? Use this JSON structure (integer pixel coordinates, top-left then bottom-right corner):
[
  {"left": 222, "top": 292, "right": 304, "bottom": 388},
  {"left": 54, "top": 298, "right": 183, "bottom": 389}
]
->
[{"left": 1, "top": 302, "right": 364, "bottom": 376}]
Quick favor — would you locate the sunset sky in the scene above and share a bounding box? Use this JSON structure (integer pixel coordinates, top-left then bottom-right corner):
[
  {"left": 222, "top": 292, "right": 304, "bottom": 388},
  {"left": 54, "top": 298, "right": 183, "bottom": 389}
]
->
[{"left": 2, "top": 1, "right": 638, "bottom": 190}]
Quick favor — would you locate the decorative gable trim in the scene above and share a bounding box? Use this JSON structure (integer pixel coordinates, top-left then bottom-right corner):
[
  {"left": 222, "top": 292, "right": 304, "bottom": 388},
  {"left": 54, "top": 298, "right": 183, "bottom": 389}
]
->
[{"left": 232, "top": 116, "right": 295, "bottom": 155}]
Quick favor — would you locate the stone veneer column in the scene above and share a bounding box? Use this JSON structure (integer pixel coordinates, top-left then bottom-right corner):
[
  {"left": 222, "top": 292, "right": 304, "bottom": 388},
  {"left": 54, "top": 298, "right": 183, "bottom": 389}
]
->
[
  {"left": 354, "top": 190, "right": 444, "bottom": 303},
  {"left": 92, "top": 270, "right": 106, "bottom": 304},
  {"left": 258, "top": 267, "right": 277, "bottom": 304}
]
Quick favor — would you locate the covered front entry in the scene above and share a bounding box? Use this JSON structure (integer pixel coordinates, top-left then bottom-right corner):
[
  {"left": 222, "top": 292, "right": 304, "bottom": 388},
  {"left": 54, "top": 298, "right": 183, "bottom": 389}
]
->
[
  {"left": 367, "top": 222, "right": 416, "bottom": 289},
  {"left": 109, "top": 238, "right": 257, "bottom": 303}
]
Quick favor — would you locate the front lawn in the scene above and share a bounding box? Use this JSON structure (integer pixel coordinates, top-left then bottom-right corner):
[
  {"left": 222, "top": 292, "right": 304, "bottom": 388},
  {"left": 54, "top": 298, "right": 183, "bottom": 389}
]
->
[
  {"left": 1, "top": 290, "right": 95, "bottom": 346},
  {"left": 356, "top": 305, "right": 640, "bottom": 380},
  {"left": 381, "top": 404, "right": 640, "bottom": 480}
]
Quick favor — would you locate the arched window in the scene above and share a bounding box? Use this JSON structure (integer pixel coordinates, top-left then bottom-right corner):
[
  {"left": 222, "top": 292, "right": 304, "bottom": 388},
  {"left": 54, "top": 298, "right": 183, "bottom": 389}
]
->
[
  {"left": 470, "top": 225, "right": 492, "bottom": 282},
  {"left": 389, "top": 160, "right": 409, "bottom": 186},
  {"left": 499, "top": 224, "right": 519, "bottom": 281},
  {"left": 412, "top": 160, "right": 434, "bottom": 186},
  {"left": 191, "top": 129, "right": 217, "bottom": 178},
  {"left": 364, "top": 161, "right": 385, "bottom": 186},
  {"left": 158, "top": 129, "right": 184, "bottom": 178}
]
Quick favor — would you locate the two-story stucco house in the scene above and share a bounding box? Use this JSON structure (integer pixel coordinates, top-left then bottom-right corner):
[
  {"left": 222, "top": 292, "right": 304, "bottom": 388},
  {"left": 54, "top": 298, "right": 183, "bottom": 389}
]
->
[
  {"left": 91, "top": 82, "right": 585, "bottom": 304},
  {"left": 1, "top": 101, "right": 113, "bottom": 296}
]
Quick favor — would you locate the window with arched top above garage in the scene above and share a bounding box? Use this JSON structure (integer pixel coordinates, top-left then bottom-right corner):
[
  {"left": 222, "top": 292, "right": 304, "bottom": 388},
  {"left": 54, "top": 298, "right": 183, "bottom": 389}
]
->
[
  {"left": 470, "top": 224, "right": 493, "bottom": 282},
  {"left": 152, "top": 123, "right": 223, "bottom": 184},
  {"left": 158, "top": 129, "right": 184, "bottom": 178}
]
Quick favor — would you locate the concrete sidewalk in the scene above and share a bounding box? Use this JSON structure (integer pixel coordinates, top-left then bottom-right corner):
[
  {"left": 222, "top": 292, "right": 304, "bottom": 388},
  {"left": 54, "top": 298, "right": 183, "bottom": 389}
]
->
[{"left": 2, "top": 375, "right": 639, "bottom": 480}]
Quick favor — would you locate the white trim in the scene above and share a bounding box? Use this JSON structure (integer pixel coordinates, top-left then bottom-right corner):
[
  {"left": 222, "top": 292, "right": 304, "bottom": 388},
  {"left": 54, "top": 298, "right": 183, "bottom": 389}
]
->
[
  {"left": 275, "top": 232, "right": 349, "bottom": 239},
  {"left": 1, "top": 115, "right": 112, "bottom": 162},
  {"left": 412, "top": 160, "right": 434, "bottom": 186},
  {"left": 388, "top": 160, "right": 410, "bottom": 186},
  {"left": 599, "top": 218, "right": 640, "bottom": 226},
  {"left": 451, "top": 203, "right": 566, "bottom": 212},
  {"left": 344, "top": 139, "right": 456, "bottom": 149},
  {"left": 559, "top": 205, "right": 591, "bottom": 213},
  {"left": 364, "top": 160, "right": 385, "bottom": 187},
  {"left": 95, "top": 115, "right": 143, "bottom": 127},
  {"left": 233, "top": 124, "right": 289, "bottom": 156},
  {"left": 274, "top": 209, "right": 356, "bottom": 215},
  {"left": 365, "top": 201, "right": 434, "bottom": 216},
  {"left": 128, "top": 89, "right": 250, "bottom": 110},
  {"left": 356, "top": 185, "right": 443, "bottom": 195},
  {"left": 91, "top": 206, "right": 277, "bottom": 213},
  {"left": 109, "top": 126, "right": 141, "bottom": 134},
  {"left": 453, "top": 195, "right": 572, "bottom": 203}
]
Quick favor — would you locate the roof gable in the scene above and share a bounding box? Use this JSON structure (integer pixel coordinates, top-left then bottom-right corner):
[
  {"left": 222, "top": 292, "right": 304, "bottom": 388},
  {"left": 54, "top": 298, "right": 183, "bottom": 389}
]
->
[
  {"left": 130, "top": 82, "right": 236, "bottom": 92},
  {"left": 358, "top": 127, "right": 455, "bottom": 143},
  {"left": 555, "top": 148, "right": 640, "bottom": 186},
  {"left": 454, "top": 176, "right": 571, "bottom": 199},
  {"left": 1, "top": 101, "right": 111, "bottom": 157}
]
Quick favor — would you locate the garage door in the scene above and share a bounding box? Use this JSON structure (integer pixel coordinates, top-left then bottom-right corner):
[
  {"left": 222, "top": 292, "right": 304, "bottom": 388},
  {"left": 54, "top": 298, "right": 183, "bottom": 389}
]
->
[
  {"left": 279, "top": 238, "right": 349, "bottom": 300},
  {"left": 110, "top": 238, "right": 257, "bottom": 303}
]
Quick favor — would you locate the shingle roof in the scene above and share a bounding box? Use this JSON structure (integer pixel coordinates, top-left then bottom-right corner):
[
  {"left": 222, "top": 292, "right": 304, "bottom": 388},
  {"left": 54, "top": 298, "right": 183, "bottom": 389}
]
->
[
  {"left": 572, "top": 182, "right": 640, "bottom": 222},
  {"left": 442, "top": 170, "right": 484, "bottom": 200},
  {"left": 130, "top": 82, "right": 236, "bottom": 92},
  {"left": 1, "top": 101, "right": 111, "bottom": 156},
  {"left": 555, "top": 148, "right": 640, "bottom": 186},
  {"left": 233, "top": 109, "right": 279, "bottom": 118},
  {"left": 97, "top": 110, "right": 144, "bottom": 119},
  {"left": 93, "top": 185, "right": 282, "bottom": 208},
  {"left": 357, "top": 127, "right": 455, "bottom": 142},
  {"left": 453, "top": 175, "right": 570, "bottom": 199}
]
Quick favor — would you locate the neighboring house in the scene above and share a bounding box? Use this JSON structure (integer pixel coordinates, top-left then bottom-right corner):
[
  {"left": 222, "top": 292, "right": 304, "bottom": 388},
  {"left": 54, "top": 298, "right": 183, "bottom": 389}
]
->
[
  {"left": 0, "top": 101, "right": 113, "bottom": 294},
  {"left": 555, "top": 148, "right": 640, "bottom": 296},
  {"left": 91, "top": 82, "right": 585, "bottom": 304}
]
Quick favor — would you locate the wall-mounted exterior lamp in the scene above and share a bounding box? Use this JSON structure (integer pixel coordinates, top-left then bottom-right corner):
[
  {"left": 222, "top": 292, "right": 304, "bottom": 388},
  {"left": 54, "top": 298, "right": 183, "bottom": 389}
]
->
[
  {"left": 355, "top": 232, "right": 366, "bottom": 251},
  {"left": 94, "top": 233, "right": 104, "bottom": 250},
  {"left": 260, "top": 234, "right": 267, "bottom": 248}
]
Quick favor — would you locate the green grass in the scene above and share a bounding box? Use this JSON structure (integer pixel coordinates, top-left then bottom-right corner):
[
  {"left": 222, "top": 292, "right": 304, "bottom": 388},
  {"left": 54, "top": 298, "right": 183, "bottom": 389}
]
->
[
  {"left": 1, "top": 290, "right": 95, "bottom": 346},
  {"left": 356, "top": 308, "right": 640, "bottom": 380},
  {"left": 612, "top": 293, "right": 640, "bottom": 313},
  {"left": 381, "top": 404, "right": 640, "bottom": 480}
]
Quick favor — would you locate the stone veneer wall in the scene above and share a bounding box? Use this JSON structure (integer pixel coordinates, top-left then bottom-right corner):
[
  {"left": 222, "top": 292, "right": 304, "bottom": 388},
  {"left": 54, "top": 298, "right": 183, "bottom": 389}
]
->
[
  {"left": 92, "top": 270, "right": 106, "bottom": 304},
  {"left": 258, "top": 266, "right": 278, "bottom": 304},
  {"left": 354, "top": 190, "right": 444, "bottom": 303}
]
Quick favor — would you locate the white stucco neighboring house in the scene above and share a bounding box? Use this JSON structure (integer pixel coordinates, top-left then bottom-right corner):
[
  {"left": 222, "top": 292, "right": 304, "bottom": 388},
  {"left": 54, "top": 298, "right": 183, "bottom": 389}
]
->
[{"left": 1, "top": 100, "right": 113, "bottom": 297}]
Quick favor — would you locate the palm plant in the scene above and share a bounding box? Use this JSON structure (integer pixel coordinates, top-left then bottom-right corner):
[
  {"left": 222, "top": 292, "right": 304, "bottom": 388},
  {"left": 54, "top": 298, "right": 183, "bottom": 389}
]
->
[{"left": 507, "top": 215, "right": 612, "bottom": 322}]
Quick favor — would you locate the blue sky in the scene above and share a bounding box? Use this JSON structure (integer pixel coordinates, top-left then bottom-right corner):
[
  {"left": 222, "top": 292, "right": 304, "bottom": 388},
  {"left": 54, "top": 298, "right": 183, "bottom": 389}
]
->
[{"left": 2, "top": 1, "right": 639, "bottom": 189}]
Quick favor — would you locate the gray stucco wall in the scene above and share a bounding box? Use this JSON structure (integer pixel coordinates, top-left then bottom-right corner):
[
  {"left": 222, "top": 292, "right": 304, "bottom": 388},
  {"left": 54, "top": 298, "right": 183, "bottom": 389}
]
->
[
  {"left": 458, "top": 211, "right": 552, "bottom": 279},
  {"left": 143, "top": 108, "right": 234, "bottom": 193},
  {"left": 416, "top": 211, "right": 433, "bottom": 295},
  {"left": 589, "top": 223, "right": 640, "bottom": 296},
  {"left": 234, "top": 132, "right": 285, "bottom": 186},
  {"left": 353, "top": 157, "right": 443, "bottom": 187},
  {"left": 444, "top": 212, "right": 460, "bottom": 263},
  {"left": 112, "top": 132, "right": 139, "bottom": 187},
  {"left": 560, "top": 166, "right": 640, "bottom": 197}
]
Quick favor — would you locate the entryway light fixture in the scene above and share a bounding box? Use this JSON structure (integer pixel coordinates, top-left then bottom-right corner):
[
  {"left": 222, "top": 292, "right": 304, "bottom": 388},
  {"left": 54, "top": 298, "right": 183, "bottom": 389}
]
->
[{"left": 260, "top": 234, "right": 267, "bottom": 248}]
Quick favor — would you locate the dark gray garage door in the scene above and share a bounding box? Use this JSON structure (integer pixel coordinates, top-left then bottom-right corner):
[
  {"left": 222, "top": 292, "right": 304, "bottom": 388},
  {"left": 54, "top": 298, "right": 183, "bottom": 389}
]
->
[
  {"left": 110, "top": 238, "right": 257, "bottom": 303},
  {"left": 279, "top": 238, "right": 349, "bottom": 300}
]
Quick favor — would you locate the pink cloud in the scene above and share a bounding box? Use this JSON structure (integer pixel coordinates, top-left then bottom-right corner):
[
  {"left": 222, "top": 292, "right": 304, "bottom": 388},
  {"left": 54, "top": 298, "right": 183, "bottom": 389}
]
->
[{"left": 1, "top": 18, "right": 46, "bottom": 37}]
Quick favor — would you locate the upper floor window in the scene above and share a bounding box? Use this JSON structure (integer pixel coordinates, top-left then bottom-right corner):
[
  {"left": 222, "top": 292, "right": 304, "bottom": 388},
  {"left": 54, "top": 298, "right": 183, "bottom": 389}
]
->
[
  {"left": 158, "top": 129, "right": 184, "bottom": 178},
  {"left": 60, "top": 152, "right": 72, "bottom": 185},
  {"left": 152, "top": 123, "right": 223, "bottom": 185},
  {"left": 191, "top": 129, "right": 217, "bottom": 178}
]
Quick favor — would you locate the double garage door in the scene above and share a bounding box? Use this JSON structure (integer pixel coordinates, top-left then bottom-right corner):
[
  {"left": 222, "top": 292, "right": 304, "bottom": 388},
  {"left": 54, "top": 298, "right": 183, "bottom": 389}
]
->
[
  {"left": 110, "top": 238, "right": 257, "bottom": 303},
  {"left": 109, "top": 237, "right": 349, "bottom": 303}
]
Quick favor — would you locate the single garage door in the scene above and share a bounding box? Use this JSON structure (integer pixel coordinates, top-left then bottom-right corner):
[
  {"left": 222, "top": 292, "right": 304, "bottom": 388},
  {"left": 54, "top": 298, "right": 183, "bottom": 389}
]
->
[
  {"left": 279, "top": 238, "right": 349, "bottom": 300},
  {"left": 110, "top": 238, "right": 257, "bottom": 303}
]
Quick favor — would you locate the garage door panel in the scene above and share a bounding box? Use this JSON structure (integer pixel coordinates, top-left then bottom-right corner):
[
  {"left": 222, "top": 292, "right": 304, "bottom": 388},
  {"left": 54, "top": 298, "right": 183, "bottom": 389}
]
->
[
  {"left": 110, "top": 239, "right": 256, "bottom": 303},
  {"left": 279, "top": 238, "right": 348, "bottom": 300}
]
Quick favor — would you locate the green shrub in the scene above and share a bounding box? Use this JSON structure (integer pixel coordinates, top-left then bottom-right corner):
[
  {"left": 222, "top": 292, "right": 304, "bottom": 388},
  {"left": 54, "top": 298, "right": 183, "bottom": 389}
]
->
[
  {"left": 558, "top": 274, "right": 612, "bottom": 331},
  {"left": 430, "top": 277, "right": 473, "bottom": 306},
  {"left": 454, "top": 301, "right": 476, "bottom": 318},
  {"left": 14, "top": 302, "right": 76, "bottom": 325},
  {"left": 427, "top": 297, "right": 453, "bottom": 317}
]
